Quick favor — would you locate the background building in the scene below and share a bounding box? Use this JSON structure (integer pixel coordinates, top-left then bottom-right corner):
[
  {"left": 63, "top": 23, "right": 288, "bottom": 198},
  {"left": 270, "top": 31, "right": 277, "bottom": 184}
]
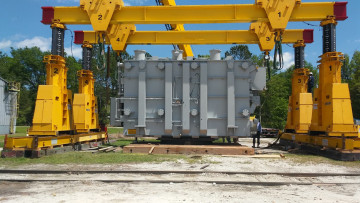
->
[{"left": 0, "top": 77, "right": 19, "bottom": 134}]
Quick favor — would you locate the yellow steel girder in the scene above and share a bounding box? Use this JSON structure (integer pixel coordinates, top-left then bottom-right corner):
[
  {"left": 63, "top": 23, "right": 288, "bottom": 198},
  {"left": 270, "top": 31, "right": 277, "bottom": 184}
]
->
[
  {"left": 74, "top": 29, "right": 313, "bottom": 51},
  {"left": 41, "top": 2, "right": 347, "bottom": 26}
]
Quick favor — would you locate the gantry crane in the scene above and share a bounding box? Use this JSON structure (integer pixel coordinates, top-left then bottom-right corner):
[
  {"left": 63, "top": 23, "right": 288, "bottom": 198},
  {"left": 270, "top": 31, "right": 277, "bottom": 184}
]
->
[
  {"left": 35, "top": 0, "right": 346, "bottom": 137},
  {"left": 16, "top": 0, "right": 357, "bottom": 161},
  {"left": 5, "top": 0, "right": 356, "bottom": 160}
]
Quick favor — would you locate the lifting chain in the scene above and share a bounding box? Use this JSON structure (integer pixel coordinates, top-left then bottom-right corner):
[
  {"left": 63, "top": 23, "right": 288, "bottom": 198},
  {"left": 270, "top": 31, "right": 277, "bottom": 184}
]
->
[
  {"left": 264, "top": 51, "right": 271, "bottom": 80},
  {"left": 97, "top": 33, "right": 107, "bottom": 71},
  {"left": 273, "top": 31, "right": 284, "bottom": 71}
]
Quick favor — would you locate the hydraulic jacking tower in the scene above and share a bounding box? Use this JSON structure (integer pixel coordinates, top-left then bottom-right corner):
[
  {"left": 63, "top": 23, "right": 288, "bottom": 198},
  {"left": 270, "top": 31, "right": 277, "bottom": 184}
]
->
[
  {"left": 73, "top": 43, "right": 101, "bottom": 133},
  {"left": 281, "top": 5, "right": 360, "bottom": 160},
  {"left": 310, "top": 16, "right": 358, "bottom": 137},
  {"left": 28, "top": 22, "right": 74, "bottom": 136},
  {"left": 284, "top": 41, "right": 313, "bottom": 134}
]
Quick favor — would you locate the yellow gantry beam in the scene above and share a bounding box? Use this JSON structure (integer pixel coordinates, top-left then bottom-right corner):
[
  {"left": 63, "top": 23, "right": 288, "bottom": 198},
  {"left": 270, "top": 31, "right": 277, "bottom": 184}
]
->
[
  {"left": 75, "top": 29, "right": 313, "bottom": 46},
  {"left": 41, "top": 2, "right": 347, "bottom": 25}
]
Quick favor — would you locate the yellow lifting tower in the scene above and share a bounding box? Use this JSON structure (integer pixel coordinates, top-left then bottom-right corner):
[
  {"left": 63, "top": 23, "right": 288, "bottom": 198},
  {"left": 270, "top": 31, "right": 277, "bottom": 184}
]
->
[
  {"left": 310, "top": 16, "right": 358, "bottom": 137},
  {"left": 73, "top": 43, "right": 100, "bottom": 133},
  {"left": 28, "top": 22, "right": 74, "bottom": 136},
  {"left": 284, "top": 41, "right": 313, "bottom": 134}
]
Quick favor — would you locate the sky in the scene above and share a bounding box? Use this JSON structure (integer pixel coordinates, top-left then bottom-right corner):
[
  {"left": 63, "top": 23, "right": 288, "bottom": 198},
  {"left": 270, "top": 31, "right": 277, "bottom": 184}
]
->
[{"left": 1, "top": 0, "right": 360, "bottom": 70}]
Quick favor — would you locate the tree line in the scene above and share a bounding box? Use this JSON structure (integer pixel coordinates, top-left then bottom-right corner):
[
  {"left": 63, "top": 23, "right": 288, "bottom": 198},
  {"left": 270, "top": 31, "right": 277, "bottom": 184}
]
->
[{"left": 1, "top": 45, "right": 360, "bottom": 129}]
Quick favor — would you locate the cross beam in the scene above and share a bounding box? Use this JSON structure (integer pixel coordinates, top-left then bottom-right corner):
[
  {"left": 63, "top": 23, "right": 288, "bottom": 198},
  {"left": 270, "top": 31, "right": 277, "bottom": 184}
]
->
[
  {"left": 41, "top": 2, "right": 347, "bottom": 27},
  {"left": 74, "top": 29, "right": 313, "bottom": 49}
]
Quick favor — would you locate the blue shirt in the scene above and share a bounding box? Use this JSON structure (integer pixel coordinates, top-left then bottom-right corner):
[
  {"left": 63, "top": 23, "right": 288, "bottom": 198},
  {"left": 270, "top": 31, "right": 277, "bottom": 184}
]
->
[{"left": 257, "top": 122, "right": 262, "bottom": 132}]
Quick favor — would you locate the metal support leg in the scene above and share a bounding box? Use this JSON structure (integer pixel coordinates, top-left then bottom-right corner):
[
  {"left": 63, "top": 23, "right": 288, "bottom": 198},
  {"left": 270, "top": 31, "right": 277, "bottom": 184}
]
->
[{"left": 51, "top": 25, "right": 65, "bottom": 57}]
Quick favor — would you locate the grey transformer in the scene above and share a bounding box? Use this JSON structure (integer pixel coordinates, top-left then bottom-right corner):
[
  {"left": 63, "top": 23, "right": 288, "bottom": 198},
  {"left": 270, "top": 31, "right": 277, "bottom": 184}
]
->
[{"left": 111, "top": 49, "right": 266, "bottom": 139}]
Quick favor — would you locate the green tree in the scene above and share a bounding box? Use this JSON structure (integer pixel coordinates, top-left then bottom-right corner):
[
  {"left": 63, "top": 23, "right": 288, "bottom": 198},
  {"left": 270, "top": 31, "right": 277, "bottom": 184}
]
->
[
  {"left": 92, "top": 45, "right": 131, "bottom": 124},
  {"left": 225, "top": 45, "right": 252, "bottom": 60},
  {"left": 349, "top": 51, "right": 360, "bottom": 118},
  {"left": 260, "top": 72, "right": 291, "bottom": 129},
  {"left": 342, "top": 54, "right": 352, "bottom": 82}
]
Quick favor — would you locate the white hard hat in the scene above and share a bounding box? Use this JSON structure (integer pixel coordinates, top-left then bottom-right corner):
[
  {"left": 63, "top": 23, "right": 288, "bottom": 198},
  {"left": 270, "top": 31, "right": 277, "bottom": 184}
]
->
[{"left": 309, "top": 72, "right": 313, "bottom": 75}]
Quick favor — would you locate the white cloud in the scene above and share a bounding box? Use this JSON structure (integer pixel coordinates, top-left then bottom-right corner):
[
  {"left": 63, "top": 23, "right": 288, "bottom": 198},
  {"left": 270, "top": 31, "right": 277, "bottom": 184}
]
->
[
  {"left": 65, "top": 46, "right": 82, "bottom": 59},
  {"left": 0, "top": 40, "right": 12, "bottom": 49},
  {"left": 14, "top": 36, "right": 51, "bottom": 52},
  {"left": 356, "top": 39, "right": 360, "bottom": 43},
  {"left": 282, "top": 52, "right": 295, "bottom": 70},
  {"left": 273, "top": 51, "right": 294, "bottom": 70},
  {"left": 0, "top": 35, "right": 83, "bottom": 59}
]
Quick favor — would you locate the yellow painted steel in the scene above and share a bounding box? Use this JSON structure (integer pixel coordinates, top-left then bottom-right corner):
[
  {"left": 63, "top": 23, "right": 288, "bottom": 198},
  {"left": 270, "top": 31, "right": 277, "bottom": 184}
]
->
[
  {"left": 285, "top": 67, "right": 313, "bottom": 134},
  {"left": 256, "top": 0, "right": 301, "bottom": 31},
  {"left": 73, "top": 69, "right": 100, "bottom": 133},
  {"left": 4, "top": 133, "right": 106, "bottom": 150},
  {"left": 28, "top": 55, "right": 74, "bottom": 136},
  {"left": 80, "top": 0, "right": 124, "bottom": 32},
  {"left": 282, "top": 133, "right": 360, "bottom": 150},
  {"left": 49, "top": 3, "right": 337, "bottom": 25},
  {"left": 80, "top": 29, "right": 307, "bottom": 47},
  {"left": 310, "top": 52, "right": 358, "bottom": 137},
  {"left": 107, "top": 24, "right": 136, "bottom": 52},
  {"left": 249, "top": 22, "right": 307, "bottom": 51},
  {"left": 161, "top": 0, "right": 193, "bottom": 57}
]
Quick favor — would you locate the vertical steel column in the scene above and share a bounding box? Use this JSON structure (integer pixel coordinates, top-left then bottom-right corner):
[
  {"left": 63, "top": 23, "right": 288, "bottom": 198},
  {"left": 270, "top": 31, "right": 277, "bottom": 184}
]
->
[
  {"left": 51, "top": 26, "right": 65, "bottom": 57},
  {"left": 182, "top": 63, "right": 190, "bottom": 134},
  {"left": 137, "top": 71, "right": 146, "bottom": 128},
  {"left": 165, "top": 63, "right": 173, "bottom": 134},
  {"left": 200, "top": 63, "right": 208, "bottom": 135},
  {"left": 227, "top": 71, "right": 236, "bottom": 129}
]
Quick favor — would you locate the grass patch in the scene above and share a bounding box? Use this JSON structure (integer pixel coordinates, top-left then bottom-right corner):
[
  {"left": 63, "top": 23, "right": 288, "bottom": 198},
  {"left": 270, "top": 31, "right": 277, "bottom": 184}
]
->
[
  {"left": 0, "top": 152, "right": 193, "bottom": 166},
  {"left": 286, "top": 153, "right": 360, "bottom": 167},
  {"left": 107, "top": 127, "right": 123, "bottom": 135},
  {"left": 0, "top": 126, "right": 29, "bottom": 148},
  {"left": 15, "top": 126, "right": 29, "bottom": 135}
]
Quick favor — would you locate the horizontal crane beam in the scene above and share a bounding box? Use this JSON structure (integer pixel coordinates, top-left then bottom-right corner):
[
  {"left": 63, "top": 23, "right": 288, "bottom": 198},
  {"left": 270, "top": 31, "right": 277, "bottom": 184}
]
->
[
  {"left": 74, "top": 29, "right": 313, "bottom": 46},
  {"left": 41, "top": 2, "right": 347, "bottom": 25}
]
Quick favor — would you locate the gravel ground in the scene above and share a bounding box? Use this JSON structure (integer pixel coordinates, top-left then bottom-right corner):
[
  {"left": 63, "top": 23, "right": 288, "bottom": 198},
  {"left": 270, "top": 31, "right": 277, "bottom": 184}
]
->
[{"left": 1, "top": 138, "right": 360, "bottom": 202}]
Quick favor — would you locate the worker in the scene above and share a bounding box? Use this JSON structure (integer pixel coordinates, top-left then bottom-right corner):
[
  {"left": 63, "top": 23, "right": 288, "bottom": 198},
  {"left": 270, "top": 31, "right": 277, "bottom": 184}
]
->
[
  {"left": 253, "top": 120, "right": 262, "bottom": 148},
  {"left": 308, "top": 72, "right": 314, "bottom": 93}
]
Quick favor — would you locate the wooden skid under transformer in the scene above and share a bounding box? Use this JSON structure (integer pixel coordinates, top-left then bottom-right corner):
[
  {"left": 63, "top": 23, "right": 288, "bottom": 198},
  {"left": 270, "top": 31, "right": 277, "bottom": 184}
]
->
[{"left": 123, "top": 144, "right": 254, "bottom": 155}]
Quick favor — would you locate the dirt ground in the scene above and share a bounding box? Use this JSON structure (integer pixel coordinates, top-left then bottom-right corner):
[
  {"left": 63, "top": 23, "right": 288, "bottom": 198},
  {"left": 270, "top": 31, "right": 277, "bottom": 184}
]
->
[{"left": 0, "top": 138, "right": 360, "bottom": 203}]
